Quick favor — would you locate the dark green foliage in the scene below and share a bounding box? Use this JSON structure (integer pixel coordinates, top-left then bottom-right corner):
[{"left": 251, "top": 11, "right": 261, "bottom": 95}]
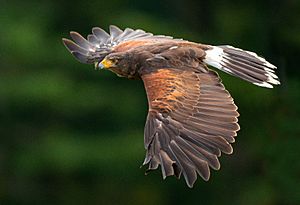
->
[{"left": 0, "top": 0, "right": 299, "bottom": 204}]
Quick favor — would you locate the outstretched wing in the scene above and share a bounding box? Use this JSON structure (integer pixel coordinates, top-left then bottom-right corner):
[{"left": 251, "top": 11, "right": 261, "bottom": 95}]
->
[
  {"left": 62, "top": 25, "right": 176, "bottom": 64},
  {"left": 141, "top": 67, "right": 239, "bottom": 188}
]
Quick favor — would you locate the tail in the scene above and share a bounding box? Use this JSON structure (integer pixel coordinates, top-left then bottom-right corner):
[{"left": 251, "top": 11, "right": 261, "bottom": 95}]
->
[{"left": 203, "top": 45, "right": 280, "bottom": 88}]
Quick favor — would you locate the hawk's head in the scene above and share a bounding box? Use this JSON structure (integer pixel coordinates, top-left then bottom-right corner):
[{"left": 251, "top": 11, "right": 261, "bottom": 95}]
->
[{"left": 95, "top": 52, "right": 138, "bottom": 78}]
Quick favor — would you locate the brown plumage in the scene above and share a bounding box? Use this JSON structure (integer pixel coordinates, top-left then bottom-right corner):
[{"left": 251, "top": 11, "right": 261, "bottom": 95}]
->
[{"left": 62, "top": 25, "right": 280, "bottom": 188}]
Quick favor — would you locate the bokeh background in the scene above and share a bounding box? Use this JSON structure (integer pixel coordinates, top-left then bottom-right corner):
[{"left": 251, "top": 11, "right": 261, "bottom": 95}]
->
[{"left": 1, "top": 0, "right": 300, "bottom": 204}]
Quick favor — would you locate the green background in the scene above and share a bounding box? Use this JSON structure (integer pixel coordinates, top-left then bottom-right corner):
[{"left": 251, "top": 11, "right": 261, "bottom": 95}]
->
[{"left": 1, "top": 0, "right": 300, "bottom": 204}]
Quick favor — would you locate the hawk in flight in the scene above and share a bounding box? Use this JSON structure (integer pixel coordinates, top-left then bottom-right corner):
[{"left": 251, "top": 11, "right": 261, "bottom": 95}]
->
[{"left": 62, "top": 25, "right": 280, "bottom": 188}]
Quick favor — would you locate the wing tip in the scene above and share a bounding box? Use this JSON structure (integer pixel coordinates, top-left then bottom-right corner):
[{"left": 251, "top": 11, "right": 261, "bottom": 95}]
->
[{"left": 62, "top": 38, "right": 70, "bottom": 49}]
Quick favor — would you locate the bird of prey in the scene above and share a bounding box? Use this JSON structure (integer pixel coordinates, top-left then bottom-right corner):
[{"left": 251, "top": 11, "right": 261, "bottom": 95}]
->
[{"left": 62, "top": 25, "right": 280, "bottom": 188}]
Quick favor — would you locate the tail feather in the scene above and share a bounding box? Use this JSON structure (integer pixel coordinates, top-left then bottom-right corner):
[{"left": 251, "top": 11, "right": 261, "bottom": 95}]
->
[{"left": 203, "top": 45, "right": 280, "bottom": 88}]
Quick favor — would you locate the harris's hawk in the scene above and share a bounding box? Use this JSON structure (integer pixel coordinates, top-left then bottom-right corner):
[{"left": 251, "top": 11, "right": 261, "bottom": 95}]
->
[{"left": 62, "top": 25, "right": 280, "bottom": 188}]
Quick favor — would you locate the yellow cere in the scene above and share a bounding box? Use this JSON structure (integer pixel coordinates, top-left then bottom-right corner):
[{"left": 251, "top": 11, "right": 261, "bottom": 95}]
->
[{"left": 100, "top": 59, "right": 114, "bottom": 69}]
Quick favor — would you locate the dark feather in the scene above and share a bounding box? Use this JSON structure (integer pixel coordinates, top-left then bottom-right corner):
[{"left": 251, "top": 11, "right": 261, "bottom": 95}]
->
[
  {"left": 62, "top": 38, "right": 88, "bottom": 55},
  {"left": 87, "top": 34, "right": 99, "bottom": 44},
  {"left": 70, "top": 31, "right": 93, "bottom": 50},
  {"left": 109, "top": 25, "right": 123, "bottom": 40},
  {"left": 92, "top": 27, "right": 110, "bottom": 43}
]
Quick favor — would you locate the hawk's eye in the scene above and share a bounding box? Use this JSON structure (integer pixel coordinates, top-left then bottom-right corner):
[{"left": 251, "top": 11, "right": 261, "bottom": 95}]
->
[{"left": 109, "top": 57, "right": 119, "bottom": 64}]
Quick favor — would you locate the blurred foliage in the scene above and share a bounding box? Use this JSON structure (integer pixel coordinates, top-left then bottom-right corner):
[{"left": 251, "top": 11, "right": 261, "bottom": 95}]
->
[{"left": 1, "top": 0, "right": 300, "bottom": 204}]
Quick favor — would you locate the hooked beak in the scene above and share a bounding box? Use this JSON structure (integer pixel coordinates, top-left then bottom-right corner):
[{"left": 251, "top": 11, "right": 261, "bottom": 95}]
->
[{"left": 95, "top": 58, "right": 114, "bottom": 70}]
